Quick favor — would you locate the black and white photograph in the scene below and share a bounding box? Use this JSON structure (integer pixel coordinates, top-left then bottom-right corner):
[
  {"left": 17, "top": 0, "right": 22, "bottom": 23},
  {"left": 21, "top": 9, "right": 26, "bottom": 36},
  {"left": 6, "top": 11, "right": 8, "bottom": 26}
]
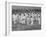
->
[
  {"left": 12, "top": 6, "right": 41, "bottom": 31},
  {"left": 1, "top": 0, "right": 46, "bottom": 36}
]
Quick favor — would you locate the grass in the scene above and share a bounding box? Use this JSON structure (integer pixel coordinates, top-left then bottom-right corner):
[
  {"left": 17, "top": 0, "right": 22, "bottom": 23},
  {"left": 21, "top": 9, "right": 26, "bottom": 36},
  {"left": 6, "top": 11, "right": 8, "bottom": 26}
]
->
[{"left": 12, "top": 22, "right": 41, "bottom": 31}]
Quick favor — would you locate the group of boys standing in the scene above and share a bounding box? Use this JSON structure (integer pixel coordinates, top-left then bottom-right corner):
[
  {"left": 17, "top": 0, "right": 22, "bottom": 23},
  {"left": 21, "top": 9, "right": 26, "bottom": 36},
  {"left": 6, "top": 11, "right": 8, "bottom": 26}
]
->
[{"left": 12, "top": 12, "right": 41, "bottom": 26}]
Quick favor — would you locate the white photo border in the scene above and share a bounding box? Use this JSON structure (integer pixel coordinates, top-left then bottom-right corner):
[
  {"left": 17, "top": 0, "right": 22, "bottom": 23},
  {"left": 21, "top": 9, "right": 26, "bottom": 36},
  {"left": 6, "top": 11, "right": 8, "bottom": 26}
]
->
[{"left": 5, "top": 1, "right": 43, "bottom": 35}]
